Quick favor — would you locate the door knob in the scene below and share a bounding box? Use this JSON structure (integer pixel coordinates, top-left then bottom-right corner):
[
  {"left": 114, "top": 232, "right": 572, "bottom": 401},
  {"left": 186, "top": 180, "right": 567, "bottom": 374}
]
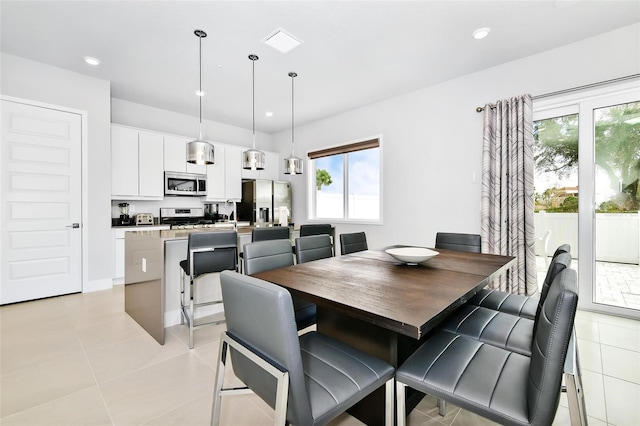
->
[{"left": 66, "top": 223, "right": 80, "bottom": 228}]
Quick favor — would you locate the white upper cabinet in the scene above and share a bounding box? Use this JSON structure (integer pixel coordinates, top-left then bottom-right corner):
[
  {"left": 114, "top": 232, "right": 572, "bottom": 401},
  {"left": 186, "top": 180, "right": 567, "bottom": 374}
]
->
[
  {"left": 163, "top": 135, "right": 188, "bottom": 173},
  {"left": 138, "top": 132, "right": 164, "bottom": 197},
  {"left": 205, "top": 144, "right": 225, "bottom": 200},
  {"left": 163, "top": 135, "right": 207, "bottom": 175},
  {"left": 225, "top": 145, "right": 242, "bottom": 200},
  {"left": 240, "top": 150, "right": 280, "bottom": 180},
  {"left": 111, "top": 126, "right": 139, "bottom": 197},
  {"left": 206, "top": 144, "right": 242, "bottom": 201},
  {"left": 111, "top": 124, "right": 246, "bottom": 201},
  {"left": 111, "top": 125, "right": 163, "bottom": 200}
]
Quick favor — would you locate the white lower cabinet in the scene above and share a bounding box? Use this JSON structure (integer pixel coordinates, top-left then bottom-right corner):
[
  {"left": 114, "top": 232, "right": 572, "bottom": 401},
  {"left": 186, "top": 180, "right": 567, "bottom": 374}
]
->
[{"left": 113, "top": 226, "right": 169, "bottom": 283}]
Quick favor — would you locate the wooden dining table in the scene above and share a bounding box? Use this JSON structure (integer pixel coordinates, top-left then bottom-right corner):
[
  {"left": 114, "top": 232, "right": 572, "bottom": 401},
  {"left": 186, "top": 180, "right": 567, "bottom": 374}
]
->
[{"left": 251, "top": 246, "right": 515, "bottom": 425}]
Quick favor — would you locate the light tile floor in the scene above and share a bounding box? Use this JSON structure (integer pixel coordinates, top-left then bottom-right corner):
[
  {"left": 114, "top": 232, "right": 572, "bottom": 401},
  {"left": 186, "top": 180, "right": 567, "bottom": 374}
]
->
[{"left": 1, "top": 285, "right": 639, "bottom": 425}]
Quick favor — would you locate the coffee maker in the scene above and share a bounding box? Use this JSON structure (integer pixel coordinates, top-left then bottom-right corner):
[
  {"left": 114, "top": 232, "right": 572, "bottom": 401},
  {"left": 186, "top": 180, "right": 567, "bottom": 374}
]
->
[{"left": 118, "top": 203, "right": 131, "bottom": 225}]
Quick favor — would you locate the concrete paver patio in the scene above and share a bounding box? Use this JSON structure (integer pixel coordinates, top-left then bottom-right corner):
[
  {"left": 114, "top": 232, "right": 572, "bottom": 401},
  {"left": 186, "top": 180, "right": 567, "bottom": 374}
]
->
[{"left": 536, "top": 256, "right": 640, "bottom": 311}]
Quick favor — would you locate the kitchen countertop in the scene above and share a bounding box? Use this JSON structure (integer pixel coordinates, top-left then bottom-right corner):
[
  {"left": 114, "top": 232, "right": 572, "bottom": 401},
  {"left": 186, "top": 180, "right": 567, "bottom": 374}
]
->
[
  {"left": 111, "top": 221, "right": 251, "bottom": 229},
  {"left": 112, "top": 224, "right": 169, "bottom": 229}
]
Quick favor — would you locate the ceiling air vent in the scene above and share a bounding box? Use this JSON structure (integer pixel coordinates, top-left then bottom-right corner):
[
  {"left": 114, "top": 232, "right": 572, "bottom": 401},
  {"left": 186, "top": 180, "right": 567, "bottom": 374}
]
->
[{"left": 262, "top": 28, "right": 302, "bottom": 54}]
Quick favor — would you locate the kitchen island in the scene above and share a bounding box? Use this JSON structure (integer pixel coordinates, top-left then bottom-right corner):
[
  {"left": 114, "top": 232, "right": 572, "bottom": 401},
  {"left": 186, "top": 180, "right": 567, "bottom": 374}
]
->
[{"left": 124, "top": 226, "right": 300, "bottom": 344}]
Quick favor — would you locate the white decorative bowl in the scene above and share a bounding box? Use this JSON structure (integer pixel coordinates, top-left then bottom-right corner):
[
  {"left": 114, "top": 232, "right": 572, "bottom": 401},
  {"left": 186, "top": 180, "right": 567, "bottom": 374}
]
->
[{"left": 385, "top": 247, "right": 439, "bottom": 265}]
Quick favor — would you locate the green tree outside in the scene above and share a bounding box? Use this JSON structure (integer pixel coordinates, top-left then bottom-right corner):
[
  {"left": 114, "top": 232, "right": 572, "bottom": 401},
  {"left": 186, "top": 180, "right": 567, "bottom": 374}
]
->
[
  {"left": 316, "top": 169, "right": 332, "bottom": 191},
  {"left": 534, "top": 101, "right": 640, "bottom": 212}
]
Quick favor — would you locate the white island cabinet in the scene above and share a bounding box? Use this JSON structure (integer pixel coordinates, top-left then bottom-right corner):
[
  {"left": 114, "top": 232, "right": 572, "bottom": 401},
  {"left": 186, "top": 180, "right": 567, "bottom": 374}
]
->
[
  {"left": 111, "top": 125, "right": 164, "bottom": 200},
  {"left": 113, "top": 225, "right": 170, "bottom": 283}
]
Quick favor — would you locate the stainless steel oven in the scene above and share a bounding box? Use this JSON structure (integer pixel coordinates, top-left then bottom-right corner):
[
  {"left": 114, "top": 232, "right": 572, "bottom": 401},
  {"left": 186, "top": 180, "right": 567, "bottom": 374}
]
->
[{"left": 164, "top": 172, "right": 207, "bottom": 196}]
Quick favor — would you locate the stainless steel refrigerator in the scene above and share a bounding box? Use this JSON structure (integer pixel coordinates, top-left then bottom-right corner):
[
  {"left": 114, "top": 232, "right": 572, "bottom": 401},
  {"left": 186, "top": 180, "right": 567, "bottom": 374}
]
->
[{"left": 238, "top": 180, "right": 291, "bottom": 225}]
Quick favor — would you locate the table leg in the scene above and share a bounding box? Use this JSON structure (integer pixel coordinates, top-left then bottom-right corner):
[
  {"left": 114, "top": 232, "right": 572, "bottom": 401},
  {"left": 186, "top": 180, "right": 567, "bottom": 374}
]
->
[{"left": 316, "top": 308, "right": 425, "bottom": 426}]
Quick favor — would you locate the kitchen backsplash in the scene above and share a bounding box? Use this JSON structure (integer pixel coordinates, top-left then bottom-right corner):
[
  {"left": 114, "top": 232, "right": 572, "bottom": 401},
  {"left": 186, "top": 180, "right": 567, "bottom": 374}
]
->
[{"left": 111, "top": 198, "right": 236, "bottom": 221}]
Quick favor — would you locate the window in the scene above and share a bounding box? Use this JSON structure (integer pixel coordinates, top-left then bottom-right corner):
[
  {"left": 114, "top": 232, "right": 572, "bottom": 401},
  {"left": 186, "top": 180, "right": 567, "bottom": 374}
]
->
[{"left": 308, "top": 138, "right": 381, "bottom": 222}]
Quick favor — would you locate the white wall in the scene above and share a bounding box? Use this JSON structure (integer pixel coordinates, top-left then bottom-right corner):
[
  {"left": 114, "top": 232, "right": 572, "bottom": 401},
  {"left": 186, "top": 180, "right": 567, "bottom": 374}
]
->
[
  {"left": 271, "top": 23, "right": 640, "bottom": 252},
  {"left": 1, "top": 53, "right": 113, "bottom": 288},
  {"left": 111, "top": 98, "right": 274, "bottom": 151}
]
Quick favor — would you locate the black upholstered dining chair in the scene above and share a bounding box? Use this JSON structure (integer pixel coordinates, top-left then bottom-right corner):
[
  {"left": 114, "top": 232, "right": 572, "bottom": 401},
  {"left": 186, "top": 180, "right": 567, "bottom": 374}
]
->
[
  {"left": 212, "top": 271, "right": 395, "bottom": 426},
  {"left": 238, "top": 226, "right": 290, "bottom": 273},
  {"left": 396, "top": 268, "right": 579, "bottom": 426},
  {"left": 252, "top": 226, "right": 290, "bottom": 242},
  {"left": 295, "top": 234, "right": 333, "bottom": 263},
  {"left": 434, "top": 232, "right": 481, "bottom": 253},
  {"left": 243, "top": 239, "right": 316, "bottom": 330},
  {"left": 179, "top": 230, "right": 237, "bottom": 349},
  {"left": 339, "top": 231, "right": 368, "bottom": 255},
  {"left": 299, "top": 223, "right": 332, "bottom": 237},
  {"left": 468, "top": 247, "right": 572, "bottom": 320}
]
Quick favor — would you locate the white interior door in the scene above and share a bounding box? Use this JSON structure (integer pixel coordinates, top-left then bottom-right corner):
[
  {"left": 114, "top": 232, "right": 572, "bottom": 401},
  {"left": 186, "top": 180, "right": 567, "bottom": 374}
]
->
[{"left": 1, "top": 99, "right": 83, "bottom": 304}]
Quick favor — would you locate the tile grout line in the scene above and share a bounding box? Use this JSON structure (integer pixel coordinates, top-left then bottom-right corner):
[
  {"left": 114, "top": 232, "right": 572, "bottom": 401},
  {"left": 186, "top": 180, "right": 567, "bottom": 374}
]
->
[
  {"left": 75, "top": 305, "right": 118, "bottom": 426},
  {"left": 595, "top": 322, "right": 611, "bottom": 425}
]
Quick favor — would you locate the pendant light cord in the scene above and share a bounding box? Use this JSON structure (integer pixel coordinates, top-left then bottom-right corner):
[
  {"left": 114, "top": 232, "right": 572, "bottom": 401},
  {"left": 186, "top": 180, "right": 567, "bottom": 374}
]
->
[
  {"left": 198, "top": 31, "right": 203, "bottom": 140},
  {"left": 291, "top": 73, "right": 295, "bottom": 156},
  {"left": 252, "top": 57, "right": 256, "bottom": 149}
]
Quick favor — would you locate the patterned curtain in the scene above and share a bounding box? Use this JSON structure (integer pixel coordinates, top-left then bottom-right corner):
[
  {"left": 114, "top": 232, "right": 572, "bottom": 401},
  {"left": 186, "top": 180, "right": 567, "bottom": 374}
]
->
[{"left": 480, "top": 94, "right": 538, "bottom": 296}]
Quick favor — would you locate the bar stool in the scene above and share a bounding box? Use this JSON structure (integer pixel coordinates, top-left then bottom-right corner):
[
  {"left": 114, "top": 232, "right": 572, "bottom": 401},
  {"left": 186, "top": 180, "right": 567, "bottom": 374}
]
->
[{"left": 180, "top": 230, "right": 237, "bottom": 349}]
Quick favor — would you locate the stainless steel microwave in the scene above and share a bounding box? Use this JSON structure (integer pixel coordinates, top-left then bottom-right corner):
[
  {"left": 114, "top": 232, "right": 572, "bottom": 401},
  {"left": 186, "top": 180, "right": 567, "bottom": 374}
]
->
[{"left": 164, "top": 172, "right": 207, "bottom": 196}]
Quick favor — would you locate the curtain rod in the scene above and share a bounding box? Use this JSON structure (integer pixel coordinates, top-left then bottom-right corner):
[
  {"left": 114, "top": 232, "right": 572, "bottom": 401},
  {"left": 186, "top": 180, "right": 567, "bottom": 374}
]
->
[{"left": 475, "top": 73, "right": 640, "bottom": 112}]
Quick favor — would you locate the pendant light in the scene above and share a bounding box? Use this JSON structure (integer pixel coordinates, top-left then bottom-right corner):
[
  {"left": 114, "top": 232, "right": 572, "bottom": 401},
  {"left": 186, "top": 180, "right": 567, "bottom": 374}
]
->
[
  {"left": 242, "top": 54, "right": 265, "bottom": 170},
  {"left": 284, "top": 72, "right": 303, "bottom": 175},
  {"left": 187, "top": 29, "right": 214, "bottom": 165}
]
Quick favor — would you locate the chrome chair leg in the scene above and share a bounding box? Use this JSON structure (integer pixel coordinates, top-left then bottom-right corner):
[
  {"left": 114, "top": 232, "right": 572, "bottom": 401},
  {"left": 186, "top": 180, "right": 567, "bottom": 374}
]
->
[
  {"left": 563, "top": 330, "right": 587, "bottom": 426},
  {"left": 396, "top": 381, "right": 407, "bottom": 426},
  {"left": 437, "top": 398, "right": 447, "bottom": 416},
  {"left": 211, "top": 339, "right": 227, "bottom": 426},
  {"left": 189, "top": 277, "right": 195, "bottom": 349},
  {"left": 211, "top": 333, "right": 288, "bottom": 426},
  {"left": 180, "top": 271, "right": 185, "bottom": 325},
  {"left": 385, "top": 378, "right": 395, "bottom": 426},
  {"left": 565, "top": 372, "right": 587, "bottom": 426}
]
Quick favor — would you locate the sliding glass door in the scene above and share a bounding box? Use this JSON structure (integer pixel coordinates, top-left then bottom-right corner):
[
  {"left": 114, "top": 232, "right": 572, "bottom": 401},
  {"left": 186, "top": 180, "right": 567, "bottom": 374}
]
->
[{"left": 534, "top": 84, "right": 640, "bottom": 318}]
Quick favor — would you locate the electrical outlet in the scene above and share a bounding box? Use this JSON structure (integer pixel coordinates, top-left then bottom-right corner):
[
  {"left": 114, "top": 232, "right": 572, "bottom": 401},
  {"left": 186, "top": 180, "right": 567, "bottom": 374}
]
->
[
  {"left": 130, "top": 204, "right": 136, "bottom": 213},
  {"left": 142, "top": 258, "right": 147, "bottom": 272}
]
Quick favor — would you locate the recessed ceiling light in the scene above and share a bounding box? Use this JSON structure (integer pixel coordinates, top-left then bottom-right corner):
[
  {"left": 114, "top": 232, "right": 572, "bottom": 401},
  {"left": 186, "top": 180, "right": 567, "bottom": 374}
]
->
[
  {"left": 265, "top": 111, "right": 274, "bottom": 117},
  {"left": 83, "top": 56, "right": 101, "bottom": 66},
  {"left": 472, "top": 28, "right": 491, "bottom": 40},
  {"left": 262, "top": 28, "right": 302, "bottom": 54}
]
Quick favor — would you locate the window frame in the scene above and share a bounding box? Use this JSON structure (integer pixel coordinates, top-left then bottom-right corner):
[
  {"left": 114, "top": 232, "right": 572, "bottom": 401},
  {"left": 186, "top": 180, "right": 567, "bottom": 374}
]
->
[{"left": 307, "top": 136, "right": 383, "bottom": 225}]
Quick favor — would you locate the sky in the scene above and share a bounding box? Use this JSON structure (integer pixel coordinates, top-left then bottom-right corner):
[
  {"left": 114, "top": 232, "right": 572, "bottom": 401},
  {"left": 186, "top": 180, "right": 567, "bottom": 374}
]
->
[{"left": 315, "top": 149, "right": 379, "bottom": 196}]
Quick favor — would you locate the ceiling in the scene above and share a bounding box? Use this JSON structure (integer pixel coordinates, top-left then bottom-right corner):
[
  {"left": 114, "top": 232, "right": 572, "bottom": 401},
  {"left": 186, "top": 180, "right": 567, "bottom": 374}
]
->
[{"left": 2, "top": 1, "right": 639, "bottom": 134}]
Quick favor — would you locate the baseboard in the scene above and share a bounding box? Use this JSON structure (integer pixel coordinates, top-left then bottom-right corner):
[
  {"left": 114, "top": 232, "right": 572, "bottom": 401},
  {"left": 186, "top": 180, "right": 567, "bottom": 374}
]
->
[{"left": 83, "top": 278, "right": 113, "bottom": 293}]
